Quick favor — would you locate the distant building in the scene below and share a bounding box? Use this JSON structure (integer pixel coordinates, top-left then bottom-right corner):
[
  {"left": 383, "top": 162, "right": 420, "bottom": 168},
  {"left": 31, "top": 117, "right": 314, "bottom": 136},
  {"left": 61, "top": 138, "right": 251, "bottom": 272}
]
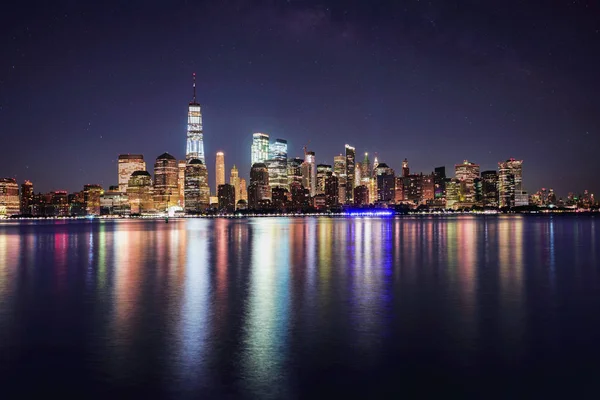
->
[
  {"left": 302, "top": 151, "right": 316, "bottom": 197},
  {"left": 83, "top": 184, "right": 103, "bottom": 215},
  {"left": 239, "top": 178, "right": 248, "bottom": 202},
  {"left": 287, "top": 157, "right": 304, "bottom": 189},
  {"left": 154, "top": 153, "right": 179, "bottom": 211},
  {"left": 394, "top": 177, "right": 404, "bottom": 203},
  {"left": 248, "top": 163, "right": 271, "bottom": 210},
  {"left": 498, "top": 158, "right": 523, "bottom": 208},
  {"left": 354, "top": 185, "right": 369, "bottom": 206},
  {"left": 127, "top": 171, "right": 154, "bottom": 214},
  {"left": 186, "top": 73, "right": 205, "bottom": 163},
  {"left": 184, "top": 159, "right": 210, "bottom": 213},
  {"left": 215, "top": 152, "right": 225, "bottom": 190},
  {"left": 445, "top": 179, "right": 461, "bottom": 209},
  {"left": 313, "top": 194, "right": 327, "bottom": 210},
  {"left": 316, "top": 164, "right": 332, "bottom": 195},
  {"left": 402, "top": 158, "right": 410, "bottom": 177},
  {"left": 217, "top": 183, "right": 236, "bottom": 212},
  {"left": 345, "top": 144, "right": 356, "bottom": 204},
  {"left": 361, "top": 153, "right": 371, "bottom": 182},
  {"left": 333, "top": 154, "right": 346, "bottom": 205},
  {"left": 481, "top": 170, "right": 499, "bottom": 207},
  {"left": 290, "top": 182, "right": 311, "bottom": 211},
  {"left": 422, "top": 174, "right": 435, "bottom": 203},
  {"left": 404, "top": 174, "right": 423, "bottom": 204},
  {"left": 20, "top": 180, "right": 33, "bottom": 215},
  {"left": 230, "top": 165, "right": 241, "bottom": 206},
  {"left": 455, "top": 160, "right": 480, "bottom": 203},
  {"left": 177, "top": 160, "right": 186, "bottom": 208},
  {"left": 434, "top": 166, "right": 446, "bottom": 199},
  {"left": 267, "top": 139, "right": 288, "bottom": 191},
  {"left": 271, "top": 187, "right": 289, "bottom": 211},
  {"left": 251, "top": 133, "right": 270, "bottom": 165},
  {"left": 100, "top": 187, "right": 130, "bottom": 215},
  {"left": 324, "top": 175, "right": 339, "bottom": 207},
  {"left": 375, "top": 163, "right": 395, "bottom": 203},
  {"left": 0, "top": 178, "right": 20, "bottom": 216},
  {"left": 117, "top": 154, "right": 146, "bottom": 193}
]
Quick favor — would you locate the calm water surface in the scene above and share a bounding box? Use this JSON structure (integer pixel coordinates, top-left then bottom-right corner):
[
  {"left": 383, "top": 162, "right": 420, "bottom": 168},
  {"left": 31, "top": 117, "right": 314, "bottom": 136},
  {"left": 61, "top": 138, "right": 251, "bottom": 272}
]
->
[{"left": 1, "top": 216, "right": 599, "bottom": 398}]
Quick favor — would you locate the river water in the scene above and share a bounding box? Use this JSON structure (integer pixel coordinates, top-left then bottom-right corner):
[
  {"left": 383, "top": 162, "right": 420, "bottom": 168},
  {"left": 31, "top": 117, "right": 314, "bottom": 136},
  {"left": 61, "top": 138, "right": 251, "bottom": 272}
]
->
[{"left": 0, "top": 216, "right": 599, "bottom": 398}]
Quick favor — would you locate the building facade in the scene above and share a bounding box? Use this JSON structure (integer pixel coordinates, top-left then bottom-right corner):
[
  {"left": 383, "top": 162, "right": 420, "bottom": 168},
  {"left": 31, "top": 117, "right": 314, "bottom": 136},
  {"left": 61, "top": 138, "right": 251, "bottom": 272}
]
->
[
  {"left": 498, "top": 158, "right": 523, "bottom": 208},
  {"left": 127, "top": 171, "right": 154, "bottom": 214},
  {"left": 0, "top": 178, "right": 20, "bottom": 216},
  {"left": 345, "top": 144, "right": 356, "bottom": 204},
  {"left": 251, "top": 133, "right": 270, "bottom": 165},
  {"left": 118, "top": 154, "right": 146, "bottom": 193},
  {"left": 186, "top": 73, "right": 205, "bottom": 163},
  {"left": 215, "top": 151, "right": 225, "bottom": 190},
  {"left": 455, "top": 160, "right": 480, "bottom": 203},
  {"left": 153, "top": 153, "right": 180, "bottom": 211},
  {"left": 184, "top": 159, "right": 210, "bottom": 213}
]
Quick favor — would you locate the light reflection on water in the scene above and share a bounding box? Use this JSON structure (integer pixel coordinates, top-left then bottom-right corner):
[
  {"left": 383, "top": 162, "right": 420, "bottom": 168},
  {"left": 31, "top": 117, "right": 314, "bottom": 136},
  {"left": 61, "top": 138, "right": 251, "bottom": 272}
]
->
[{"left": 0, "top": 216, "right": 600, "bottom": 397}]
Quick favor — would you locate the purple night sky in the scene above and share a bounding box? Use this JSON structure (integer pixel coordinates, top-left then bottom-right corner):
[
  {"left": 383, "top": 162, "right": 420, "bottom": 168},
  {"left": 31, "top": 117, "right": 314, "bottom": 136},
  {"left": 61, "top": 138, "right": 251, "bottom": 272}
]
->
[{"left": 1, "top": 0, "right": 598, "bottom": 197}]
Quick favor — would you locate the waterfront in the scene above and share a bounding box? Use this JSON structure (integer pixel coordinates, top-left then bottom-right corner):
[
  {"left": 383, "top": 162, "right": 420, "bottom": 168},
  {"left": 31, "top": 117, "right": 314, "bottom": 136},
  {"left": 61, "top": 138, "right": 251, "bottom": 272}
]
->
[{"left": 1, "top": 216, "right": 599, "bottom": 398}]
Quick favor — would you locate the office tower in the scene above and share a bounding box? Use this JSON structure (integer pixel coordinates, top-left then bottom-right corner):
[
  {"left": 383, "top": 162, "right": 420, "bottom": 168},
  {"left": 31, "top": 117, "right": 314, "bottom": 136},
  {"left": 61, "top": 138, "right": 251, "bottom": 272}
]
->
[
  {"left": 361, "top": 153, "right": 371, "bottom": 182},
  {"left": 345, "top": 144, "right": 356, "bottom": 204},
  {"left": 481, "top": 170, "right": 499, "bottom": 207},
  {"left": 217, "top": 183, "right": 236, "bottom": 212},
  {"left": 373, "top": 156, "right": 379, "bottom": 177},
  {"left": 271, "top": 187, "right": 289, "bottom": 211},
  {"left": 83, "top": 184, "right": 104, "bottom": 215},
  {"left": 333, "top": 154, "right": 346, "bottom": 204},
  {"left": 51, "top": 190, "right": 70, "bottom": 216},
  {"left": 248, "top": 163, "right": 271, "bottom": 209},
  {"left": 251, "top": 132, "right": 270, "bottom": 165},
  {"left": 434, "top": 167, "right": 446, "bottom": 199},
  {"left": 422, "top": 174, "right": 435, "bottom": 203},
  {"left": 498, "top": 158, "right": 523, "bottom": 208},
  {"left": 0, "top": 178, "right": 20, "bottom": 216},
  {"left": 455, "top": 160, "right": 480, "bottom": 203},
  {"left": 127, "top": 171, "right": 154, "bottom": 213},
  {"left": 20, "top": 180, "right": 33, "bottom": 214},
  {"left": 316, "top": 164, "right": 332, "bottom": 195},
  {"left": 375, "top": 163, "right": 395, "bottom": 203},
  {"left": 117, "top": 154, "right": 146, "bottom": 193},
  {"left": 445, "top": 179, "right": 461, "bottom": 209},
  {"left": 153, "top": 153, "right": 180, "bottom": 211},
  {"left": 100, "top": 187, "right": 130, "bottom": 215},
  {"left": 230, "top": 165, "right": 240, "bottom": 203},
  {"left": 290, "top": 182, "right": 311, "bottom": 211},
  {"left": 354, "top": 185, "right": 369, "bottom": 206},
  {"left": 287, "top": 157, "right": 304, "bottom": 189},
  {"left": 367, "top": 178, "right": 377, "bottom": 205},
  {"left": 325, "top": 175, "right": 339, "bottom": 207},
  {"left": 402, "top": 158, "right": 410, "bottom": 177},
  {"left": 405, "top": 174, "right": 423, "bottom": 204},
  {"left": 267, "top": 139, "right": 288, "bottom": 190},
  {"left": 177, "top": 160, "right": 186, "bottom": 208},
  {"left": 394, "top": 177, "right": 404, "bottom": 203},
  {"left": 239, "top": 178, "right": 248, "bottom": 202},
  {"left": 186, "top": 73, "right": 205, "bottom": 163},
  {"left": 301, "top": 151, "right": 316, "bottom": 197},
  {"left": 215, "top": 151, "right": 225, "bottom": 191},
  {"left": 184, "top": 159, "right": 210, "bottom": 213}
]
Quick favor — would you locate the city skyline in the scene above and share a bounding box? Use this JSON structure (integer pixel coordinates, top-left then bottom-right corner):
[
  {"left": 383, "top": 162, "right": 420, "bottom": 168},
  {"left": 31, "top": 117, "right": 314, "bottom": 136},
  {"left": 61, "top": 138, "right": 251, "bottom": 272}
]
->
[{"left": 1, "top": 1, "right": 598, "bottom": 196}]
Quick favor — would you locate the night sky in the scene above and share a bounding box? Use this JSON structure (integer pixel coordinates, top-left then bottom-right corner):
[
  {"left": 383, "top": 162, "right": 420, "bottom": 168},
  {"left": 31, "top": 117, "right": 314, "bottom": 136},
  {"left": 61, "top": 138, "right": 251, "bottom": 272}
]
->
[{"left": 1, "top": 0, "right": 598, "bottom": 196}]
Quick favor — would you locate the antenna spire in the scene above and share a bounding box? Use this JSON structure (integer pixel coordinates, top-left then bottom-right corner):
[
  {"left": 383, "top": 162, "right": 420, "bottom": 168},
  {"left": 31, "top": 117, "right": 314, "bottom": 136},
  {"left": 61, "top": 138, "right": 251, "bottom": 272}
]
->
[{"left": 192, "top": 72, "right": 197, "bottom": 103}]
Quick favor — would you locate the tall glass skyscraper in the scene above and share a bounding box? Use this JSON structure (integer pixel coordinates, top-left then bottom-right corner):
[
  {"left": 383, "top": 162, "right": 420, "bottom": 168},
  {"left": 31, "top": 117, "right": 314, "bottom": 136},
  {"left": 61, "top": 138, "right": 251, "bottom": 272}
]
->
[
  {"left": 186, "top": 73, "right": 205, "bottom": 164},
  {"left": 251, "top": 133, "right": 270, "bottom": 165},
  {"left": 345, "top": 144, "right": 356, "bottom": 204},
  {"left": 215, "top": 151, "right": 225, "bottom": 190},
  {"left": 267, "top": 139, "right": 288, "bottom": 190},
  {"left": 498, "top": 158, "right": 523, "bottom": 208}
]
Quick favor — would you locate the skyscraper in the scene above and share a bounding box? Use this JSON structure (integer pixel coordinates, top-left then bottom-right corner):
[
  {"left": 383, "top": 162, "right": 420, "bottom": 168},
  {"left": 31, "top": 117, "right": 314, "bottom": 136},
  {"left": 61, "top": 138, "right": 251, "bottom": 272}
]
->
[
  {"left": 178, "top": 160, "right": 186, "bottom": 208},
  {"left": 127, "top": 171, "right": 154, "bottom": 214},
  {"left": 334, "top": 154, "right": 346, "bottom": 205},
  {"left": 481, "top": 170, "right": 499, "bottom": 207},
  {"left": 186, "top": 73, "right": 205, "bottom": 163},
  {"left": 302, "top": 151, "right": 316, "bottom": 197},
  {"left": 267, "top": 139, "right": 288, "bottom": 190},
  {"left": 375, "top": 163, "right": 395, "bottom": 203},
  {"left": 454, "top": 160, "right": 480, "bottom": 203},
  {"left": 20, "top": 180, "right": 33, "bottom": 215},
  {"left": 248, "top": 163, "right": 271, "bottom": 209},
  {"left": 498, "top": 158, "right": 523, "bottom": 208},
  {"left": 230, "top": 165, "right": 240, "bottom": 204},
  {"left": 316, "top": 164, "right": 333, "bottom": 195},
  {"left": 402, "top": 158, "right": 410, "bottom": 177},
  {"left": 153, "top": 153, "right": 179, "bottom": 211},
  {"left": 251, "top": 133, "right": 270, "bottom": 165},
  {"left": 184, "top": 159, "right": 210, "bottom": 213},
  {"left": 83, "top": 184, "right": 104, "bottom": 215},
  {"left": 287, "top": 157, "right": 304, "bottom": 189},
  {"left": 345, "top": 144, "right": 356, "bottom": 204},
  {"left": 434, "top": 166, "right": 446, "bottom": 200},
  {"left": 361, "top": 153, "right": 371, "bottom": 182},
  {"left": 325, "top": 175, "right": 339, "bottom": 207},
  {"left": 118, "top": 154, "right": 146, "bottom": 193},
  {"left": 216, "top": 151, "right": 225, "bottom": 190},
  {"left": 217, "top": 184, "right": 236, "bottom": 212},
  {"left": 0, "top": 178, "right": 20, "bottom": 216},
  {"left": 239, "top": 178, "right": 248, "bottom": 203}
]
